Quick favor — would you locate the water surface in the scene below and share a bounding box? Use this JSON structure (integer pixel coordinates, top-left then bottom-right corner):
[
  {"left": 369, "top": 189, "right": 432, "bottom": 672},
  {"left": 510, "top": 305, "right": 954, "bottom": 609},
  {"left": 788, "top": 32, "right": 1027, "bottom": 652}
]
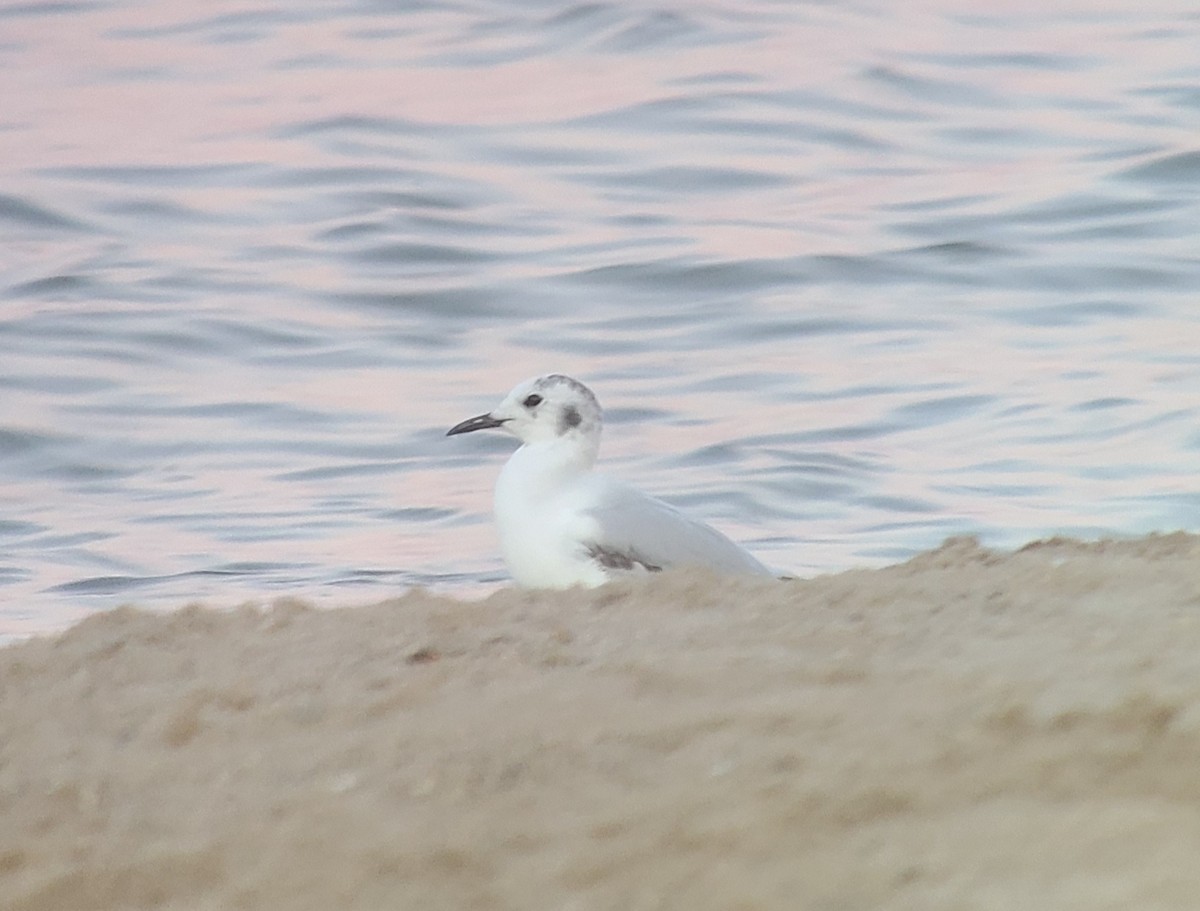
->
[{"left": 2, "top": 0, "right": 1198, "bottom": 636}]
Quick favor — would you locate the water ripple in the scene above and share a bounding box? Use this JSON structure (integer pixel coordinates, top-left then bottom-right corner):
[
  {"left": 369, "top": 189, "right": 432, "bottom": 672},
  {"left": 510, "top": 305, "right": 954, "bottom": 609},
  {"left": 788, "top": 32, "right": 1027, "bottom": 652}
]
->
[{"left": 1, "top": 0, "right": 1197, "bottom": 634}]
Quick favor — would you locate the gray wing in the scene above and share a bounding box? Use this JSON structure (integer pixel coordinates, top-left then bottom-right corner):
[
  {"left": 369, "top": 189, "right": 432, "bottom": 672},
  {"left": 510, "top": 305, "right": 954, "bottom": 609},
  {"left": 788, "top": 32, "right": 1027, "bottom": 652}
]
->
[{"left": 578, "top": 475, "right": 771, "bottom": 577}]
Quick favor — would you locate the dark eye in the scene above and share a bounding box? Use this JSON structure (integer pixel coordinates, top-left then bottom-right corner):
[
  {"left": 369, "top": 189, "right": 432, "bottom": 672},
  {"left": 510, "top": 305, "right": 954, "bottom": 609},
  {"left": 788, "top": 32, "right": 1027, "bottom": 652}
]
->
[{"left": 522, "top": 394, "right": 543, "bottom": 408}]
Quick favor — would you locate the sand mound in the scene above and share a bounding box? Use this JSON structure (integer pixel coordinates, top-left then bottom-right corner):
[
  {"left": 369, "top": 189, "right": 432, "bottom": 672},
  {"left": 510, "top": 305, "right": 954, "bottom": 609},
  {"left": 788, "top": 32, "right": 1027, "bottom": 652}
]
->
[{"left": 3, "top": 533, "right": 1200, "bottom": 910}]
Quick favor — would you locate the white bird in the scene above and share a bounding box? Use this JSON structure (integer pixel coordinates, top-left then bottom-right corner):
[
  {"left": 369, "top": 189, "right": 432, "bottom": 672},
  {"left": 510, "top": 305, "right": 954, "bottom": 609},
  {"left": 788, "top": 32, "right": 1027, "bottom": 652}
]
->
[{"left": 446, "top": 374, "right": 773, "bottom": 589}]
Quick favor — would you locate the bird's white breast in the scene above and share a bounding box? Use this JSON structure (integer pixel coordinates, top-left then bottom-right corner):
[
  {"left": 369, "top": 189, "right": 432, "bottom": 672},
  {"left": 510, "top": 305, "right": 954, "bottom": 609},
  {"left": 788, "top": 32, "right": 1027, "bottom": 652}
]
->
[{"left": 493, "top": 443, "right": 608, "bottom": 588}]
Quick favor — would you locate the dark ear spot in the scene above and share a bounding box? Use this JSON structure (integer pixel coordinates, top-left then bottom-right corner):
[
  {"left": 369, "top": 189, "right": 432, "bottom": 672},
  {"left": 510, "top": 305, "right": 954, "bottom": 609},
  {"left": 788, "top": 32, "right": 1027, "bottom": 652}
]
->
[{"left": 558, "top": 404, "right": 582, "bottom": 434}]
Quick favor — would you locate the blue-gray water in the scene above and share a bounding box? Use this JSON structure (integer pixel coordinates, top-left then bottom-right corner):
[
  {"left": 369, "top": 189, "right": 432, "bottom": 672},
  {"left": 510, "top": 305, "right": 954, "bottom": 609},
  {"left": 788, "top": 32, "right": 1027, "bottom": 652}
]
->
[{"left": 2, "top": 0, "right": 1198, "bottom": 637}]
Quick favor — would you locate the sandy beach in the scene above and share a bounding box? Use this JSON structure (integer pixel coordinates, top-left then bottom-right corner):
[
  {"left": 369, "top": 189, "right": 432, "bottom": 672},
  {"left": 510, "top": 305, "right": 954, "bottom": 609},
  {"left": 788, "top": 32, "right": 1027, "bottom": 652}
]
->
[{"left": 3, "top": 532, "right": 1200, "bottom": 910}]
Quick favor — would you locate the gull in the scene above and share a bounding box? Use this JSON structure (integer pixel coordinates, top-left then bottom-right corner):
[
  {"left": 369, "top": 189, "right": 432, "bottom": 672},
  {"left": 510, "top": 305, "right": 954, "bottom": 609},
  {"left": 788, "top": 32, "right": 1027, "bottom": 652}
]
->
[{"left": 446, "top": 374, "right": 772, "bottom": 588}]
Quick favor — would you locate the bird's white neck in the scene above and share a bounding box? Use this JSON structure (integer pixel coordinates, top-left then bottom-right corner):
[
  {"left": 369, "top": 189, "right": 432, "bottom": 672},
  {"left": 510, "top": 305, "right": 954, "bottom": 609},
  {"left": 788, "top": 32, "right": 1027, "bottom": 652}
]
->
[{"left": 501, "top": 436, "right": 597, "bottom": 497}]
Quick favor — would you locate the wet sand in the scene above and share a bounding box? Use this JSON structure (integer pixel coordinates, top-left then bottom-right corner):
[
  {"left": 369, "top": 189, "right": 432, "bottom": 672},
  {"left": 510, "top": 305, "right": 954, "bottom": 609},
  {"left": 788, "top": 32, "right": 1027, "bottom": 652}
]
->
[{"left": 3, "top": 533, "right": 1200, "bottom": 910}]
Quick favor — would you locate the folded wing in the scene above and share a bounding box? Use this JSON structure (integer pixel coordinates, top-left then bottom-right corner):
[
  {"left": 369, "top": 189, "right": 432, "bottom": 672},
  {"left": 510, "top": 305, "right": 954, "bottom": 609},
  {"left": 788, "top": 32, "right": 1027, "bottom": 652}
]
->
[{"left": 575, "top": 475, "right": 771, "bottom": 577}]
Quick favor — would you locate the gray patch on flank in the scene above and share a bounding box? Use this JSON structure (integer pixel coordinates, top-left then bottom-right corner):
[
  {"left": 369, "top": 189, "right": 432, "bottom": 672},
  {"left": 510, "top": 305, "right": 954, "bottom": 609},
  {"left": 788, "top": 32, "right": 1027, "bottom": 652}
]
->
[{"left": 586, "top": 543, "right": 662, "bottom": 573}]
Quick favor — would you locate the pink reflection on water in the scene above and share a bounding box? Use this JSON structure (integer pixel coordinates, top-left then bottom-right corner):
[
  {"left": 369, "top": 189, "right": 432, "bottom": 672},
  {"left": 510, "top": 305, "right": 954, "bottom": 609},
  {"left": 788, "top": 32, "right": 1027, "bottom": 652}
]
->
[{"left": 3, "top": 0, "right": 1197, "bottom": 641}]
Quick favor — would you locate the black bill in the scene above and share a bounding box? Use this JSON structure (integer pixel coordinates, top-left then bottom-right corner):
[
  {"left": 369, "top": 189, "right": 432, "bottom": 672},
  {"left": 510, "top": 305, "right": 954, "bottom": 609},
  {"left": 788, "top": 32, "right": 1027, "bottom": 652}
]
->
[{"left": 446, "top": 413, "right": 506, "bottom": 436}]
